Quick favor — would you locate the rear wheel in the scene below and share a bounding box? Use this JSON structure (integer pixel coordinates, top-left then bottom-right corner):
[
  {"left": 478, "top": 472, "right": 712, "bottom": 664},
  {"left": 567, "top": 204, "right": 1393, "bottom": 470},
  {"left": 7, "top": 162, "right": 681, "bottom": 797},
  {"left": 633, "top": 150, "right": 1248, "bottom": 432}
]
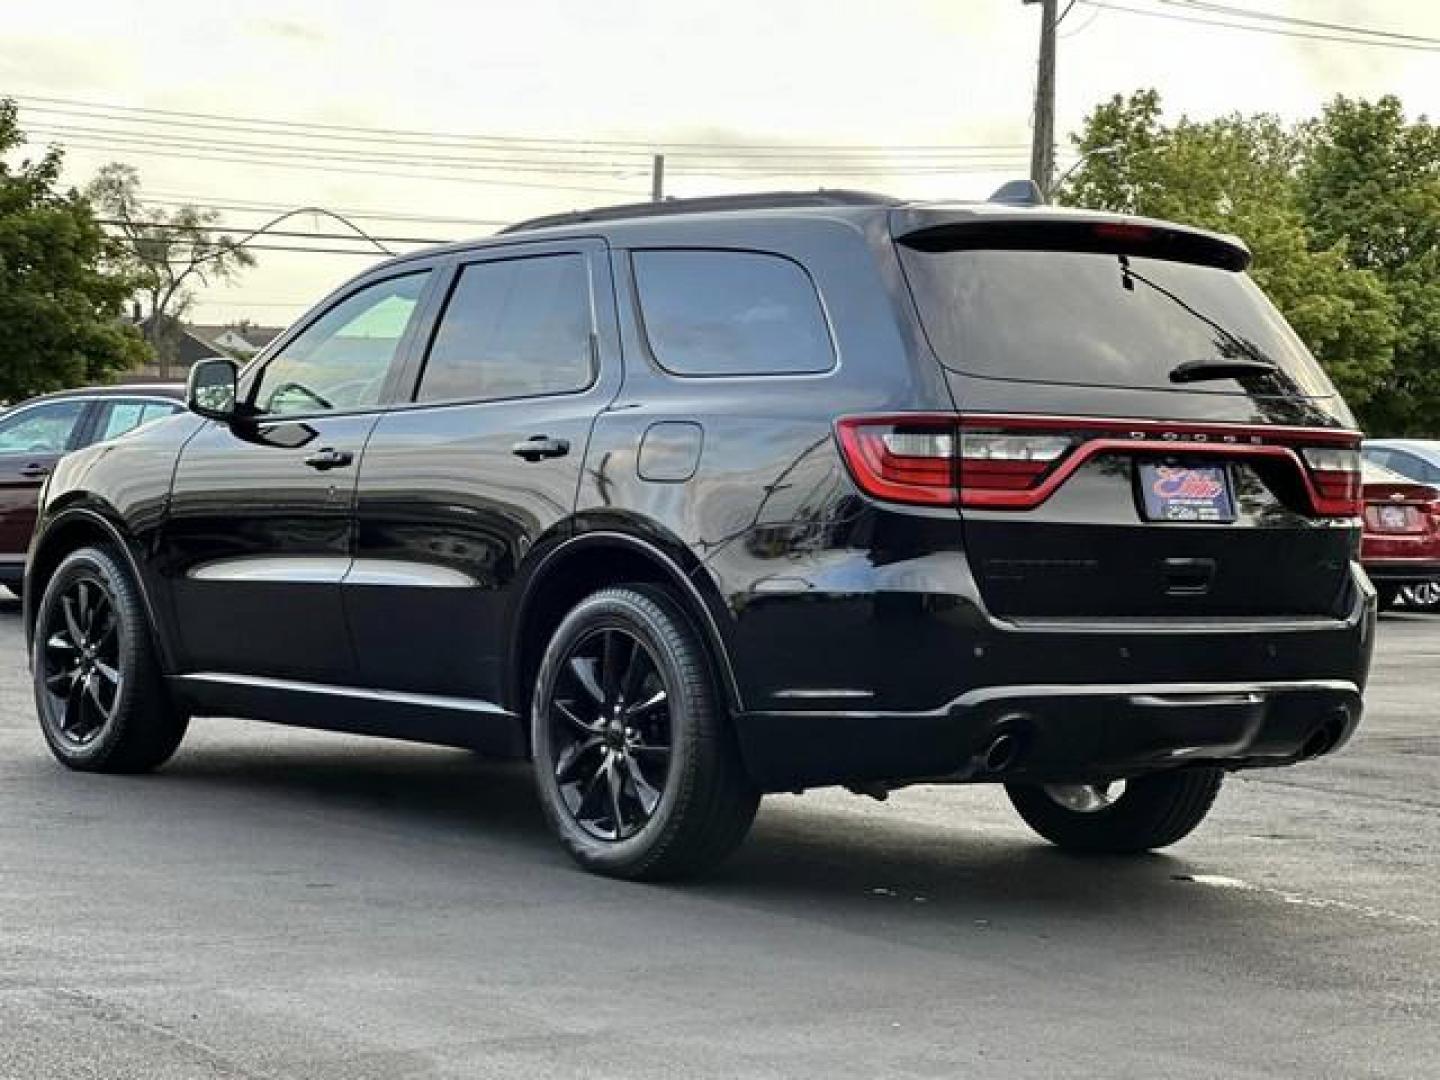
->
[
  {"left": 1005, "top": 768, "right": 1224, "bottom": 854},
  {"left": 32, "top": 546, "right": 188, "bottom": 773},
  {"left": 530, "top": 586, "right": 759, "bottom": 880}
]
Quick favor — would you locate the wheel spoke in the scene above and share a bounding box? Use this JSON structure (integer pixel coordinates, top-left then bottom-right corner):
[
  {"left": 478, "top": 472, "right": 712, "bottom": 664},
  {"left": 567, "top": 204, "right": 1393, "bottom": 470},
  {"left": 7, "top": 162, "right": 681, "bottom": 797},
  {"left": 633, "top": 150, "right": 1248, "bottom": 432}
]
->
[
  {"left": 91, "top": 608, "right": 118, "bottom": 650},
  {"left": 555, "top": 735, "right": 603, "bottom": 784},
  {"left": 605, "top": 755, "right": 626, "bottom": 838},
  {"left": 93, "top": 660, "right": 121, "bottom": 688},
  {"left": 601, "top": 631, "right": 624, "bottom": 706},
  {"left": 46, "top": 633, "right": 78, "bottom": 655},
  {"left": 626, "top": 687, "right": 668, "bottom": 717},
  {"left": 620, "top": 639, "right": 648, "bottom": 700},
  {"left": 554, "top": 698, "right": 603, "bottom": 735},
  {"left": 83, "top": 671, "right": 114, "bottom": 720},
  {"left": 61, "top": 595, "right": 85, "bottom": 647},
  {"left": 62, "top": 676, "right": 86, "bottom": 736},
  {"left": 568, "top": 656, "right": 605, "bottom": 704},
  {"left": 45, "top": 666, "right": 79, "bottom": 694},
  {"left": 623, "top": 755, "right": 662, "bottom": 816},
  {"left": 574, "top": 757, "right": 610, "bottom": 822}
]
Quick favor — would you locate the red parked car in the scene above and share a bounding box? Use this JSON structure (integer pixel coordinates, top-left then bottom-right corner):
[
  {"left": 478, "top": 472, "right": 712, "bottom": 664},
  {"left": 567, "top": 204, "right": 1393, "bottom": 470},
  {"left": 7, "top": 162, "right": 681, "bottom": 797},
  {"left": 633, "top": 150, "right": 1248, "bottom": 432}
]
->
[
  {"left": 0, "top": 384, "right": 185, "bottom": 592},
  {"left": 1360, "top": 460, "right": 1440, "bottom": 610}
]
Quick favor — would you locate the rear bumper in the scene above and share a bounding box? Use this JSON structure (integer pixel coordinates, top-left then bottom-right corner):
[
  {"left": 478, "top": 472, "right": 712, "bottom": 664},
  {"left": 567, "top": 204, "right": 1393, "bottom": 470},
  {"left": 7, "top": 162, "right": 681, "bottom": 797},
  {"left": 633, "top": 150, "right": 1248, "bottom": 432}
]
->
[
  {"left": 730, "top": 563, "right": 1375, "bottom": 791},
  {"left": 735, "top": 679, "right": 1363, "bottom": 791}
]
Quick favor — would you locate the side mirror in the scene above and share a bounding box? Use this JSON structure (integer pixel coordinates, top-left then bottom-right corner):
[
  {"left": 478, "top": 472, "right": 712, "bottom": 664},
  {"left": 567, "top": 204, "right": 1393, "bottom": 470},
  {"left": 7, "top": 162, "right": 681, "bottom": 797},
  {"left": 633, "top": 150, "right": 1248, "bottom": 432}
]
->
[{"left": 186, "top": 357, "right": 239, "bottom": 421}]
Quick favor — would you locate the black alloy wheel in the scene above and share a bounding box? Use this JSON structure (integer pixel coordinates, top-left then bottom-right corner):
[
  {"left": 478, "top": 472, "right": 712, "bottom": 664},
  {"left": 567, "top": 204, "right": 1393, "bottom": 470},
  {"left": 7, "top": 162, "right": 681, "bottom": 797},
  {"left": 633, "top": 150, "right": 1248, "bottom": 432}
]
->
[
  {"left": 548, "top": 625, "right": 673, "bottom": 841},
  {"left": 33, "top": 547, "right": 188, "bottom": 773},
  {"left": 531, "top": 586, "right": 759, "bottom": 880},
  {"left": 39, "top": 574, "right": 124, "bottom": 748}
]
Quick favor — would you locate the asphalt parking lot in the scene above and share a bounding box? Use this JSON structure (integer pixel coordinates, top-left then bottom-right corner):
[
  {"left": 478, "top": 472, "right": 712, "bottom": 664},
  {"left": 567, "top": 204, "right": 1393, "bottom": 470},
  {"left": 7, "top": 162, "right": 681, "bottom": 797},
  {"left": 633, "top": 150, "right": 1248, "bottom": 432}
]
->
[{"left": 0, "top": 593, "right": 1435, "bottom": 1079}]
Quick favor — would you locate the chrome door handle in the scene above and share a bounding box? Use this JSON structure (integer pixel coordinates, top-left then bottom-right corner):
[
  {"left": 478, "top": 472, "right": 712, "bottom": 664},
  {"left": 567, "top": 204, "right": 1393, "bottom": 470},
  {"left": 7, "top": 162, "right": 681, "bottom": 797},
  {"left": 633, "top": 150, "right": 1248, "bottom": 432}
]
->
[
  {"left": 304, "top": 448, "right": 354, "bottom": 471},
  {"left": 18, "top": 463, "right": 51, "bottom": 479},
  {"left": 511, "top": 435, "right": 570, "bottom": 462}
]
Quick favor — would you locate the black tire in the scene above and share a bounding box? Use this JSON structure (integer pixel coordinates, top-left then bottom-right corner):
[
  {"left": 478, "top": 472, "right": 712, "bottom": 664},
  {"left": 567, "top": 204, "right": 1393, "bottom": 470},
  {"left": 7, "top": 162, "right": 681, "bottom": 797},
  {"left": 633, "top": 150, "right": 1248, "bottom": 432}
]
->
[
  {"left": 1376, "top": 583, "right": 1402, "bottom": 612},
  {"left": 32, "top": 546, "right": 188, "bottom": 774},
  {"left": 1005, "top": 768, "right": 1224, "bottom": 854},
  {"left": 530, "top": 585, "right": 759, "bottom": 881}
]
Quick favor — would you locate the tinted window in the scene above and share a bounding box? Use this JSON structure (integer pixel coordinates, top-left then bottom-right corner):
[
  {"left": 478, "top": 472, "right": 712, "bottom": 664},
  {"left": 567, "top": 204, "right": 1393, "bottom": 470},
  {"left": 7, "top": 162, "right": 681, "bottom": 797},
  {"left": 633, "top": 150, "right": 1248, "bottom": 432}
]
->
[
  {"left": 1390, "top": 451, "right": 1440, "bottom": 484},
  {"left": 633, "top": 250, "right": 833, "bottom": 376},
  {"left": 899, "top": 247, "right": 1338, "bottom": 398},
  {"left": 253, "top": 272, "right": 428, "bottom": 415},
  {"left": 418, "top": 255, "right": 592, "bottom": 403},
  {"left": 0, "top": 400, "right": 87, "bottom": 454},
  {"left": 95, "top": 399, "right": 182, "bottom": 441}
]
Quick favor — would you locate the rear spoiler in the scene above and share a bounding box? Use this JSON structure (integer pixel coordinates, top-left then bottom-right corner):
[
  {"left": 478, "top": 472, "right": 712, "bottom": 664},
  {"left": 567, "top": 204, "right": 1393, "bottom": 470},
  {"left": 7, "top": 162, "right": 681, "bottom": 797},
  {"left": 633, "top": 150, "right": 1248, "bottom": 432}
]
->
[{"left": 891, "top": 211, "right": 1251, "bottom": 272}]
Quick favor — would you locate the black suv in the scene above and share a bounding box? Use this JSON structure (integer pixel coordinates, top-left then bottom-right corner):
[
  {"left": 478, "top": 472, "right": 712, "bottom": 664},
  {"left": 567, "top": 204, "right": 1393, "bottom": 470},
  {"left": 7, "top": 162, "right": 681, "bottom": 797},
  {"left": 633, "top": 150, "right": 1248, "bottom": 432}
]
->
[{"left": 25, "top": 190, "right": 1374, "bottom": 879}]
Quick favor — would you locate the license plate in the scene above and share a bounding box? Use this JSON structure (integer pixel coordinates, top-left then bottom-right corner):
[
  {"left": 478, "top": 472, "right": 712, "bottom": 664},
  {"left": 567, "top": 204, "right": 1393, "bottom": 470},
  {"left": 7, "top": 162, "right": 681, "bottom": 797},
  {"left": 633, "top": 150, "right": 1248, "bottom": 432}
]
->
[
  {"left": 1138, "top": 464, "right": 1236, "bottom": 523},
  {"left": 1379, "top": 505, "right": 1412, "bottom": 530}
]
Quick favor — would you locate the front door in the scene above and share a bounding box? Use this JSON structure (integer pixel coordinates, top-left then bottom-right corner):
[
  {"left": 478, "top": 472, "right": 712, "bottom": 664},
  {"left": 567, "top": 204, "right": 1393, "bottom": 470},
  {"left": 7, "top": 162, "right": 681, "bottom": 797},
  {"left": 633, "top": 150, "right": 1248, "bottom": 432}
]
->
[
  {"left": 0, "top": 397, "right": 93, "bottom": 576},
  {"left": 348, "top": 242, "right": 620, "bottom": 703},
  {"left": 163, "top": 269, "right": 434, "bottom": 683}
]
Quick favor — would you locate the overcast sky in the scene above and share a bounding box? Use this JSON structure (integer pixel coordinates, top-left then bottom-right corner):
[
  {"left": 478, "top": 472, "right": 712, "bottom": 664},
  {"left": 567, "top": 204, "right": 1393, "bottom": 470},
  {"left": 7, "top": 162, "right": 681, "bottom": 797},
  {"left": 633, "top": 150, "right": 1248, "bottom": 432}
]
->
[{"left": 2, "top": 0, "right": 1437, "bottom": 326}]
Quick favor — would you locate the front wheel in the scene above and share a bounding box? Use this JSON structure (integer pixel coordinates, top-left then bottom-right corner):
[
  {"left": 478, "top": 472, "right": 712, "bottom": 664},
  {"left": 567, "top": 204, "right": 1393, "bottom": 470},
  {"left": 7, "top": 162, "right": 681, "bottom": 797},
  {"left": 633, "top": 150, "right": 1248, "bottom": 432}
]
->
[
  {"left": 530, "top": 586, "right": 759, "bottom": 881},
  {"left": 1005, "top": 768, "right": 1224, "bottom": 854},
  {"left": 32, "top": 546, "right": 188, "bottom": 773}
]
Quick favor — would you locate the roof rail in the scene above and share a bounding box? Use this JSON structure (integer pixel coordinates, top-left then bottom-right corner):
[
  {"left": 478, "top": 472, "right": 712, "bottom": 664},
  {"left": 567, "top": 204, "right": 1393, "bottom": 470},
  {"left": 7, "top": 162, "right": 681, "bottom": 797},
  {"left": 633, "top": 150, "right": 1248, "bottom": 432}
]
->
[{"left": 500, "top": 189, "right": 900, "bottom": 234}]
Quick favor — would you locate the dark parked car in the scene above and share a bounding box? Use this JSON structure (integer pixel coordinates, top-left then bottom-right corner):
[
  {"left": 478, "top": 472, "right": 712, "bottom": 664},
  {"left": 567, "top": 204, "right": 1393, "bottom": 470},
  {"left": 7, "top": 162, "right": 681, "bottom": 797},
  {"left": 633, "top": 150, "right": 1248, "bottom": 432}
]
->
[
  {"left": 24, "top": 190, "right": 1374, "bottom": 880},
  {"left": 0, "top": 384, "right": 184, "bottom": 591},
  {"left": 1359, "top": 460, "right": 1440, "bottom": 610}
]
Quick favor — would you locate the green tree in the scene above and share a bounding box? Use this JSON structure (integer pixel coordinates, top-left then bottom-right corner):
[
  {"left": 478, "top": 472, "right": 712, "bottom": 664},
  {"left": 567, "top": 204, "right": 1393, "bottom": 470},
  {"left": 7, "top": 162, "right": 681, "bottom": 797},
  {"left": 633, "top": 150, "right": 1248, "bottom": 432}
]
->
[
  {"left": 1059, "top": 90, "right": 1398, "bottom": 418},
  {"left": 0, "top": 100, "right": 148, "bottom": 402},
  {"left": 87, "top": 163, "right": 254, "bottom": 379},
  {"left": 1299, "top": 96, "right": 1440, "bottom": 435}
]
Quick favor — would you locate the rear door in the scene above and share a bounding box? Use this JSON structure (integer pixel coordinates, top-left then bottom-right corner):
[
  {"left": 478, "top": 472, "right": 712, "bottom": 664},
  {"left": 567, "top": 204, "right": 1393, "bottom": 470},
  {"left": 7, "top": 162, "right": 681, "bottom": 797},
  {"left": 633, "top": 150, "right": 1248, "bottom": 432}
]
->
[
  {"left": 0, "top": 398, "right": 92, "bottom": 571},
  {"left": 348, "top": 239, "right": 620, "bottom": 704},
  {"left": 894, "top": 217, "right": 1361, "bottom": 620}
]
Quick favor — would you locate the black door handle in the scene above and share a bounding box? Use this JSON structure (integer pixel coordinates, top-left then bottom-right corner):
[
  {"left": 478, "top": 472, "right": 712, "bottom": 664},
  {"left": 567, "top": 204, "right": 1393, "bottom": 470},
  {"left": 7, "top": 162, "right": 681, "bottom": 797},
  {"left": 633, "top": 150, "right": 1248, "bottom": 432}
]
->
[
  {"left": 511, "top": 435, "right": 570, "bottom": 462},
  {"left": 19, "top": 463, "right": 51, "bottom": 479},
  {"left": 304, "top": 447, "right": 354, "bottom": 471}
]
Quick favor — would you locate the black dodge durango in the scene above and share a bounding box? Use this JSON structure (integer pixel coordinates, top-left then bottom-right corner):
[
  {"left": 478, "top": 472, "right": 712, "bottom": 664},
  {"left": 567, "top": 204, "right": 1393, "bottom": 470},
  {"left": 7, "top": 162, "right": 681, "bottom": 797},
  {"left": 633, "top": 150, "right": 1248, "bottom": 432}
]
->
[{"left": 25, "top": 189, "right": 1374, "bottom": 879}]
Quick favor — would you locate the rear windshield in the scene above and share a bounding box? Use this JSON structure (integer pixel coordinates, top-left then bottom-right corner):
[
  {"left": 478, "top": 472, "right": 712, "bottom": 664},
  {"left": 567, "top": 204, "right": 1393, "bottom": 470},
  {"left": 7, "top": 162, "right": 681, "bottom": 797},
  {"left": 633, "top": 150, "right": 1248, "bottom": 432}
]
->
[{"left": 898, "top": 247, "right": 1338, "bottom": 398}]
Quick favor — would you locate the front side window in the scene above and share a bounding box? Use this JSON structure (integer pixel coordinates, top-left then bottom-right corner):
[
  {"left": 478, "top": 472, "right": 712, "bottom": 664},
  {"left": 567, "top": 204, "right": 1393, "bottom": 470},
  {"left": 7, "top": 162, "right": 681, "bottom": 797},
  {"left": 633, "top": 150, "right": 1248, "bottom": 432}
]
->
[
  {"left": 95, "top": 399, "right": 182, "bottom": 441},
  {"left": 417, "top": 254, "right": 593, "bottom": 403},
  {"left": 252, "top": 272, "right": 429, "bottom": 415},
  {"left": 0, "top": 400, "right": 87, "bottom": 455},
  {"left": 632, "top": 250, "right": 834, "bottom": 376}
]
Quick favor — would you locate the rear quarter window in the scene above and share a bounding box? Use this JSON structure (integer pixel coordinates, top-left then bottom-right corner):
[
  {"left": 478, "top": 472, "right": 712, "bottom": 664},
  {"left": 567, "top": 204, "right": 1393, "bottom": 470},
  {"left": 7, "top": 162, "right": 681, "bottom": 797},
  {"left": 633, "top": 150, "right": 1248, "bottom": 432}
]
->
[{"left": 632, "top": 249, "right": 834, "bottom": 377}]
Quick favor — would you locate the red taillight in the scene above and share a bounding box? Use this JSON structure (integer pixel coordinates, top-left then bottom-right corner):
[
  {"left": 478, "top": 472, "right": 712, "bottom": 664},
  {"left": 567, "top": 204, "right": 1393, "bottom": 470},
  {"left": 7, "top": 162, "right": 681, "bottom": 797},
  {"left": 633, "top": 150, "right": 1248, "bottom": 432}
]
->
[
  {"left": 1301, "top": 447, "right": 1362, "bottom": 517},
  {"left": 834, "top": 417, "right": 958, "bottom": 506},
  {"left": 836, "top": 413, "right": 1362, "bottom": 517}
]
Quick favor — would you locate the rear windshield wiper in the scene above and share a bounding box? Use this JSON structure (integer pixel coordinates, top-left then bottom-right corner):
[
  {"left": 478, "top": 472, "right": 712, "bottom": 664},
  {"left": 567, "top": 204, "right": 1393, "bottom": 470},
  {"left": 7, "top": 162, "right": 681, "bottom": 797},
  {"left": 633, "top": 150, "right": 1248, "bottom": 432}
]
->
[{"left": 1169, "top": 357, "right": 1280, "bottom": 384}]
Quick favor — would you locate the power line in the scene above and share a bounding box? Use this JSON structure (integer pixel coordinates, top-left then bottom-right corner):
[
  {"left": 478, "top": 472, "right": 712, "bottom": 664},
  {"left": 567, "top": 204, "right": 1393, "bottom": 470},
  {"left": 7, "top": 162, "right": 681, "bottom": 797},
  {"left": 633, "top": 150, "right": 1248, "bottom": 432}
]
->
[
  {"left": 94, "top": 218, "right": 451, "bottom": 245},
  {"left": 22, "top": 119, "right": 1029, "bottom": 176},
  {"left": 16, "top": 101, "right": 1031, "bottom": 162},
  {"left": 10, "top": 93, "right": 1031, "bottom": 156},
  {"left": 1076, "top": 0, "right": 1440, "bottom": 50},
  {"left": 1159, "top": 0, "right": 1440, "bottom": 45},
  {"left": 140, "top": 193, "right": 510, "bottom": 228}
]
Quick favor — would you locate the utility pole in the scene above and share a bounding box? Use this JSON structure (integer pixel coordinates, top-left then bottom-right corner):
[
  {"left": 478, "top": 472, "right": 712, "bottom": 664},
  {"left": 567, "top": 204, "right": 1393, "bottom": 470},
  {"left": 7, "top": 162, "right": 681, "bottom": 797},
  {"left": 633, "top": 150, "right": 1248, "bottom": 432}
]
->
[
  {"left": 651, "top": 154, "right": 665, "bottom": 202},
  {"left": 1024, "top": 0, "right": 1058, "bottom": 199}
]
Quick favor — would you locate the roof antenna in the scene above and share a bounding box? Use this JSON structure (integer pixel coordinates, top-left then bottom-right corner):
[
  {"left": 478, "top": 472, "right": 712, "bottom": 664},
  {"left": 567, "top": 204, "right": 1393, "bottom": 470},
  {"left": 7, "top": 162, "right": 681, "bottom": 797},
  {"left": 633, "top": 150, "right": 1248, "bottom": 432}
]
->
[{"left": 988, "top": 179, "right": 1044, "bottom": 206}]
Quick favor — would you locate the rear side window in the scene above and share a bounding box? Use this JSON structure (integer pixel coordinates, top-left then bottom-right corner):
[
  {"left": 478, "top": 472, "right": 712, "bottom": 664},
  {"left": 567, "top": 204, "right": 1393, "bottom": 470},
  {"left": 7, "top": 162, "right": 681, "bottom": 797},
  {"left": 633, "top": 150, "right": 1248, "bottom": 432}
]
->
[
  {"left": 898, "top": 246, "right": 1338, "bottom": 398},
  {"left": 633, "top": 250, "right": 834, "bottom": 376},
  {"left": 417, "top": 254, "right": 593, "bottom": 403},
  {"left": 0, "top": 400, "right": 86, "bottom": 454}
]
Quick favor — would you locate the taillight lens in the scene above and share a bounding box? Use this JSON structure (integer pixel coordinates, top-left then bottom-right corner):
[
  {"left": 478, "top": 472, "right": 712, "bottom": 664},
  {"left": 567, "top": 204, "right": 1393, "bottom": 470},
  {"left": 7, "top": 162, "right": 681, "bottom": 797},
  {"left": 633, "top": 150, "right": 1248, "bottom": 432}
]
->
[
  {"left": 1301, "top": 447, "right": 1362, "bottom": 516},
  {"left": 834, "top": 418, "right": 957, "bottom": 506},
  {"left": 959, "top": 432, "right": 1071, "bottom": 492},
  {"left": 835, "top": 419, "right": 1072, "bottom": 507}
]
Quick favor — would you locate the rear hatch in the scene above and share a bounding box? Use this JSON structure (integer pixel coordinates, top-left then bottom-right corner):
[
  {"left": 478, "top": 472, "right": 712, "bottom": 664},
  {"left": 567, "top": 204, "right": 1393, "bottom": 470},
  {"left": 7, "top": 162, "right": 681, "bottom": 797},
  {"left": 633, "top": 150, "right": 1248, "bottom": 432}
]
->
[{"left": 888, "top": 211, "right": 1362, "bottom": 621}]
